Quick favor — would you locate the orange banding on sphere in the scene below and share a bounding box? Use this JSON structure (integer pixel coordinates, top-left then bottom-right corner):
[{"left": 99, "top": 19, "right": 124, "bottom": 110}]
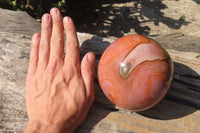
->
[{"left": 98, "top": 35, "right": 173, "bottom": 111}]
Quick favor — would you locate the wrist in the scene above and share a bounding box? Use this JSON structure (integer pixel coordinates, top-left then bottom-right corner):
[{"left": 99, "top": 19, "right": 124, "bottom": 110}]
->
[{"left": 24, "top": 121, "right": 64, "bottom": 133}]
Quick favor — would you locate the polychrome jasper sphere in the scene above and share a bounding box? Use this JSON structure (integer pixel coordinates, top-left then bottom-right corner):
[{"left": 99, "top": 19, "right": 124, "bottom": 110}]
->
[{"left": 98, "top": 35, "right": 173, "bottom": 111}]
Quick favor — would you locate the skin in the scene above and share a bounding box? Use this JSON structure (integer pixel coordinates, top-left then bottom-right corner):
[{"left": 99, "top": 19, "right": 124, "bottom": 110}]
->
[{"left": 24, "top": 8, "right": 95, "bottom": 133}]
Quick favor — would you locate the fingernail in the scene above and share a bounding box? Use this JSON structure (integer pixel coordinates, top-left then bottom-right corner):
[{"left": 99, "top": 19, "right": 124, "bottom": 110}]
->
[
  {"left": 32, "top": 34, "right": 39, "bottom": 41},
  {"left": 51, "top": 8, "right": 58, "bottom": 15},
  {"left": 64, "top": 17, "right": 71, "bottom": 24},
  {"left": 42, "top": 14, "right": 49, "bottom": 22},
  {"left": 88, "top": 53, "right": 95, "bottom": 63}
]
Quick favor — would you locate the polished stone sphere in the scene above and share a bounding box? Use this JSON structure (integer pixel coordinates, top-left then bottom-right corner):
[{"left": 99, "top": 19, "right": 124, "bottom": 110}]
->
[{"left": 98, "top": 35, "right": 173, "bottom": 111}]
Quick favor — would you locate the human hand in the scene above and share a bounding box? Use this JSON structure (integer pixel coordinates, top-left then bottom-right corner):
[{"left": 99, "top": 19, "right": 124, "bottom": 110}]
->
[{"left": 24, "top": 8, "right": 95, "bottom": 133}]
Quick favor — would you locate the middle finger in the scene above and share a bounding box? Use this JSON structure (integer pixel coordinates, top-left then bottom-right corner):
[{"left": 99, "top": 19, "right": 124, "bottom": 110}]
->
[{"left": 49, "top": 8, "right": 64, "bottom": 62}]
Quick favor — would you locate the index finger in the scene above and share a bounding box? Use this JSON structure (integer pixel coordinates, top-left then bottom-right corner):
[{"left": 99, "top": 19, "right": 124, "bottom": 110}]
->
[{"left": 63, "top": 17, "right": 80, "bottom": 68}]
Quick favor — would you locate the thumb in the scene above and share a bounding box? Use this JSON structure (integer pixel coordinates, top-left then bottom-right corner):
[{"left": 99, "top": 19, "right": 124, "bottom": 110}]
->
[{"left": 81, "top": 52, "right": 96, "bottom": 100}]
